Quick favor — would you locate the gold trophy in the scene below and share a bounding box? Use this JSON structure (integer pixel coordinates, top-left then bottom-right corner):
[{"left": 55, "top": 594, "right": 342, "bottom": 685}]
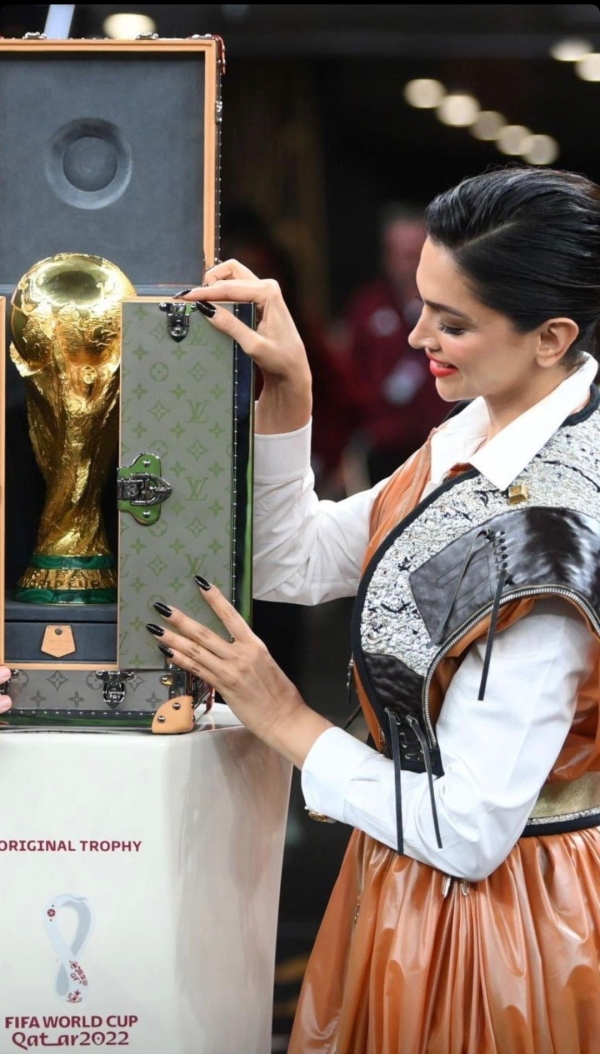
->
[{"left": 10, "top": 253, "right": 136, "bottom": 603}]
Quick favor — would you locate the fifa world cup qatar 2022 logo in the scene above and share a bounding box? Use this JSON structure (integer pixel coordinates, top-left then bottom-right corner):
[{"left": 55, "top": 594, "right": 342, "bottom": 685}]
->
[{"left": 44, "top": 895, "right": 95, "bottom": 1003}]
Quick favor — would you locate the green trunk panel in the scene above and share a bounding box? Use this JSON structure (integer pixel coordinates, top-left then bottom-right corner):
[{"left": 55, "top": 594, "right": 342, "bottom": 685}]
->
[{"left": 119, "top": 300, "right": 252, "bottom": 667}]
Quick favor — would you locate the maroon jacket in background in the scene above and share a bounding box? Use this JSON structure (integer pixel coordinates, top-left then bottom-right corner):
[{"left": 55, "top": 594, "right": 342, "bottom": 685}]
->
[
  {"left": 254, "top": 313, "right": 364, "bottom": 480},
  {"left": 346, "top": 278, "right": 447, "bottom": 456}
]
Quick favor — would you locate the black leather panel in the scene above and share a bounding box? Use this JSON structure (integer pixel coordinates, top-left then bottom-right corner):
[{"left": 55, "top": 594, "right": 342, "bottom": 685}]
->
[
  {"left": 362, "top": 651, "right": 444, "bottom": 776},
  {"left": 410, "top": 507, "right": 600, "bottom": 644}
]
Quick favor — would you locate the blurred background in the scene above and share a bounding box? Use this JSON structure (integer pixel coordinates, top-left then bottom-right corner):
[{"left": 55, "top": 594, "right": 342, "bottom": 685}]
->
[{"left": 3, "top": 5, "right": 600, "bottom": 1050}]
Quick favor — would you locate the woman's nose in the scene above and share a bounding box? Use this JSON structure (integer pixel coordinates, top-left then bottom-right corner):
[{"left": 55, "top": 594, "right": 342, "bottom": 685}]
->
[{"left": 408, "top": 313, "right": 439, "bottom": 351}]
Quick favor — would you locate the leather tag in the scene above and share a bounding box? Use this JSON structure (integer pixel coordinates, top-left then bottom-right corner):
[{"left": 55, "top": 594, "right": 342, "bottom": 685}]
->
[
  {"left": 151, "top": 695, "right": 195, "bottom": 735},
  {"left": 41, "top": 625, "right": 76, "bottom": 658}
]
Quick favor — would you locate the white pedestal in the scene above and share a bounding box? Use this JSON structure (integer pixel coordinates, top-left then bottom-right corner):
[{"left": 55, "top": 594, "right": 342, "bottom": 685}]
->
[{"left": 0, "top": 705, "right": 292, "bottom": 1054}]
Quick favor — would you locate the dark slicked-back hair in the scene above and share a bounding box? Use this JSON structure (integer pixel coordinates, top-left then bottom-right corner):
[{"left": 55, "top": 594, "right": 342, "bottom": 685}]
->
[{"left": 425, "top": 166, "right": 600, "bottom": 364}]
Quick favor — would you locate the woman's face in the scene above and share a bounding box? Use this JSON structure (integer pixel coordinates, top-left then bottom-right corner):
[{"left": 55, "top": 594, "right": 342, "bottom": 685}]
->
[{"left": 408, "top": 238, "right": 563, "bottom": 407}]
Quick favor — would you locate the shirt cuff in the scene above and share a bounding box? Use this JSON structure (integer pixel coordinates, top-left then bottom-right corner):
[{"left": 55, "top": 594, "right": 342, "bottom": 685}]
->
[
  {"left": 301, "top": 726, "right": 378, "bottom": 823},
  {"left": 254, "top": 419, "right": 313, "bottom": 484}
]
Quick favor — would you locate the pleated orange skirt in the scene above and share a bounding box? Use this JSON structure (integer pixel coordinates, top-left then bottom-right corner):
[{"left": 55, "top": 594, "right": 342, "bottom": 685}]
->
[{"left": 289, "top": 826, "right": 600, "bottom": 1054}]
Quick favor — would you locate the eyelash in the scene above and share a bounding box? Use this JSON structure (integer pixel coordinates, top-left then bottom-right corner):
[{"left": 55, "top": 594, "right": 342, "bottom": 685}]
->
[{"left": 438, "top": 322, "right": 465, "bottom": 336}]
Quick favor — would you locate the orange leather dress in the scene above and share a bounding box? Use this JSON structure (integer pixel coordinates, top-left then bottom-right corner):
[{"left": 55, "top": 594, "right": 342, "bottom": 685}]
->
[{"left": 289, "top": 443, "right": 600, "bottom": 1054}]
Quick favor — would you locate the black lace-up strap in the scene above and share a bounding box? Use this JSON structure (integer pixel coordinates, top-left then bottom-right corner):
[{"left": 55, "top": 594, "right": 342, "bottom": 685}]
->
[
  {"left": 406, "top": 715, "right": 443, "bottom": 849},
  {"left": 343, "top": 702, "right": 363, "bottom": 732},
  {"left": 385, "top": 708, "right": 404, "bottom": 855},
  {"left": 477, "top": 570, "right": 509, "bottom": 700},
  {"left": 478, "top": 529, "right": 511, "bottom": 701}
]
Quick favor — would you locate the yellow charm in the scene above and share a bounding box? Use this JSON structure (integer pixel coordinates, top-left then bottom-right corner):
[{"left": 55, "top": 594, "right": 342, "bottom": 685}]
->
[{"left": 508, "top": 482, "right": 529, "bottom": 504}]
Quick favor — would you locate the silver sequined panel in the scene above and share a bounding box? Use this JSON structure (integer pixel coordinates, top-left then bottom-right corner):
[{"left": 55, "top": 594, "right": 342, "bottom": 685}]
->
[{"left": 361, "top": 409, "right": 600, "bottom": 677}]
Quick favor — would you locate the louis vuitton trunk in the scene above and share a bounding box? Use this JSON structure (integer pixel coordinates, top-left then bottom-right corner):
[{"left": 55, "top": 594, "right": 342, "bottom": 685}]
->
[{"left": 1, "top": 297, "right": 254, "bottom": 729}]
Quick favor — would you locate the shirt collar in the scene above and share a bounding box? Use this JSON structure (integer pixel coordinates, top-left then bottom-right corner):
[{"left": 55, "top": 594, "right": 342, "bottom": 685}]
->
[{"left": 433, "top": 353, "right": 598, "bottom": 491}]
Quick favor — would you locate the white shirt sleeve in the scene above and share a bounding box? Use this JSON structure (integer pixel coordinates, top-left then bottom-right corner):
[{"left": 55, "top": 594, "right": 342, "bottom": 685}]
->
[
  {"left": 253, "top": 421, "right": 390, "bottom": 604},
  {"left": 301, "top": 599, "right": 597, "bottom": 881}
]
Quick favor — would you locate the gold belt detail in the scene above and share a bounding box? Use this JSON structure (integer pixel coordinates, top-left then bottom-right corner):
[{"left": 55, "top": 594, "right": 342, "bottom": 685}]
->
[{"left": 528, "top": 770, "right": 600, "bottom": 825}]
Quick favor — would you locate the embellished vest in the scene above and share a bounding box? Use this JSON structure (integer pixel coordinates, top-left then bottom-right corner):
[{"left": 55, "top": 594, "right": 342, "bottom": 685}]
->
[{"left": 352, "top": 386, "right": 600, "bottom": 851}]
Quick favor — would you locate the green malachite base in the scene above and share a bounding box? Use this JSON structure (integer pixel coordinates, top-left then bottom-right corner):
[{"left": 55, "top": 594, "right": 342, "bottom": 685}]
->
[
  {"left": 1, "top": 711, "right": 153, "bottom": 730},
  {"left": 15, "top": 553, "right": 117, "bottom": 605},
  {"left": 13, "top": 587, "right": 117, "bottom": 605},
  {"left": 28, "top": 554, "right": 116, "bottom": 570}
]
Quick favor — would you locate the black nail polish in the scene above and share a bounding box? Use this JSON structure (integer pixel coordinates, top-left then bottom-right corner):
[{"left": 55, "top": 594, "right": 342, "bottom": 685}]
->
[
  {"left": 173, "top": 287, "right": 193, "bottom": 297},
  {"left": 196, "top": 301, "right": 216, "bottom": 318},
  {"left": 146, "top": 623, "right": 165, "bottom": 637},
  {"left": 154, "top": 602, "right": 172, "bottom": 617},
  {"left": 158, "top": 643, "right": 174, "bottom": 658},
  {"left": 194, "top": 575, "right": 211, "bottom": 591}
]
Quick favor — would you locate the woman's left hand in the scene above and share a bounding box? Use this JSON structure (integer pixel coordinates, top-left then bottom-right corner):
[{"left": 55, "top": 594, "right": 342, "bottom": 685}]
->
[
  {"left": 149, "top": 582, "right": 332, "bottom": 767},
  {"left": 0, "top": 666, "right": 12, "bottom": 713}
]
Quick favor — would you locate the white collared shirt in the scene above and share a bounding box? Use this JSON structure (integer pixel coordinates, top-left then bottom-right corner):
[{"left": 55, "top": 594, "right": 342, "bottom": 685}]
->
[{"left": 253, "top": 356, "right": 599, "bottom": 880}]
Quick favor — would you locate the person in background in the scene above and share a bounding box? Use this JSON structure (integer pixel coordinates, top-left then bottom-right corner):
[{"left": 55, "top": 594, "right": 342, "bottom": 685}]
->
[
  {"left": 345, "top": 204, "right": 447, "bottom": 484},
  {"left": 222, "top": 204, "right": 361, "bottom": 495}
]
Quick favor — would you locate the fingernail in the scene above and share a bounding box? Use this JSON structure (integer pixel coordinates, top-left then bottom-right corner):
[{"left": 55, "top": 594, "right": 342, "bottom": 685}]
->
[
  {"left": 196, "top": 301, "right": 216, "bottom": 318},
  {"left": 146, "top": 623, "right": 165, "bottom": 637},
  {"left": 173, "top": 287, "right": 193, "bottom": 298},
  {"left": 194, "top": 575, "right": 211, "bottom": 591},
  {"left": 154, "top": 602, "right": 172, "bottom": 617},
  {"left": 158, "top": 644, "right": 174, "bottom": 658}
]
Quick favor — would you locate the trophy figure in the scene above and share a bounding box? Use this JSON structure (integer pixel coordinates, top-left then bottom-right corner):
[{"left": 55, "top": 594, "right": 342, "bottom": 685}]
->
[{"left": 10, "top": 253, "right": 136, "bottom": 603}]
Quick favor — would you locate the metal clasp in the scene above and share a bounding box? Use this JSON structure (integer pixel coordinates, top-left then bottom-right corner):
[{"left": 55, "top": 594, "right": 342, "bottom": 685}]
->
[
  {"left": 159, "top": 301, "right": 197, "bottom": 343},
  {"left": 117, "top": 474, "right": 171, "bottom": 506},
  {"left": 159, "top": 663, "right": 214, "bottom": 711},
  {"left": 1, "top": 669, "right": 20, "bottom": 697},
  {"left": 117, "top": 453, "right": 172, "bottom": 526},
  {"left": 95, "top": 670, "right": 135, "bottom": 709}
]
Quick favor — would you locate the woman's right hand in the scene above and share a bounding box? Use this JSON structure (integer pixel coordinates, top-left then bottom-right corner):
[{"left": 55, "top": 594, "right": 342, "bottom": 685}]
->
[{"left": 180, "top": 260, "right": 313, "bottom": 434}]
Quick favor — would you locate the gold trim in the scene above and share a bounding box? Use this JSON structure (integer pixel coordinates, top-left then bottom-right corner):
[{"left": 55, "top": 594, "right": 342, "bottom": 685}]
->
[
  {"left": 5, "top": 662, "right": 119, "bottom": 672},
  {"left": 203, "top": 43, "right": 218, "bottom": 268},
  {"left": 529, "top": 770, "right": 600, "bottom": 822}
]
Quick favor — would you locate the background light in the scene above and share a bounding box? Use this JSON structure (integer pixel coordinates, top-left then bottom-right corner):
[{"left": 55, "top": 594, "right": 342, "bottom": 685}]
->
[
  {"left": 403, "top": 79, "right": 445, "bottom": 109},
  {"left": 496, "top": 125, "right": 531, "bottom": 156},
  {"left": 436, "top": 94, "right": 480, "bottom": 127},
  {"left": 520, "top": 135, "right": 560, "bottom": 165},
  {"left": 576, "top": 53, "right": 600, "bottom": 81},
  {"left": 470, "top": 110, "right": 505, "bottom": 141},
  {"left": 550, "top": 38, "right": 593, "bottom": 62},
  {"left": 103, "top": 12, "right": 157, "bottom": 38}
]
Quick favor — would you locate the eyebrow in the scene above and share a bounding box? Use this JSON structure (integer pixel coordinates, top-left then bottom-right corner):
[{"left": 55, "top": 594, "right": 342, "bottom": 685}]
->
[{"left": 418, "top": 296, "right": 474, "bottom": 323}]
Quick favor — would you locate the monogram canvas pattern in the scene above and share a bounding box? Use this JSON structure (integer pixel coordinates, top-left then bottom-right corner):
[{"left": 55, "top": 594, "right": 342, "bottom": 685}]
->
[{"left": 120, "top": 301, "right": 238, "bottom": 667}]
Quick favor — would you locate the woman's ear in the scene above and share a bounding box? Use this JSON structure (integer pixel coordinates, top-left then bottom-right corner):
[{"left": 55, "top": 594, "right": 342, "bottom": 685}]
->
[{"left": 537, "top": 317, "right": 580, "bottom": 368}]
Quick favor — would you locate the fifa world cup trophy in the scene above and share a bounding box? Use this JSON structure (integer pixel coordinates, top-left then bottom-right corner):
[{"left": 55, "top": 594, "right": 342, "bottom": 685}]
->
[{"left": 10, "top": 253, "right": 136, "bottom": 603}]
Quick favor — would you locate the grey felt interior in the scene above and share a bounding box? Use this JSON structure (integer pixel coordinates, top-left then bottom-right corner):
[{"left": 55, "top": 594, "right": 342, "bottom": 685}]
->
[{"left": 0, "top": 54, "right": 206, "bottom": 285}]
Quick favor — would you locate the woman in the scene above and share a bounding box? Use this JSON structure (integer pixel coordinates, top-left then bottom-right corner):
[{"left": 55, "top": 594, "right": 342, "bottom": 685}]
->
[{"left": 149, "top": 166, "right": 600, "bottom": 1053}]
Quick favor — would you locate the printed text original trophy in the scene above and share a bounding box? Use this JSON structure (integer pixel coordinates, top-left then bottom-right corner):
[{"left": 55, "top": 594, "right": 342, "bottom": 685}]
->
[{"left": 10, "top": 253, "right": 136, "bottom": 603}]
